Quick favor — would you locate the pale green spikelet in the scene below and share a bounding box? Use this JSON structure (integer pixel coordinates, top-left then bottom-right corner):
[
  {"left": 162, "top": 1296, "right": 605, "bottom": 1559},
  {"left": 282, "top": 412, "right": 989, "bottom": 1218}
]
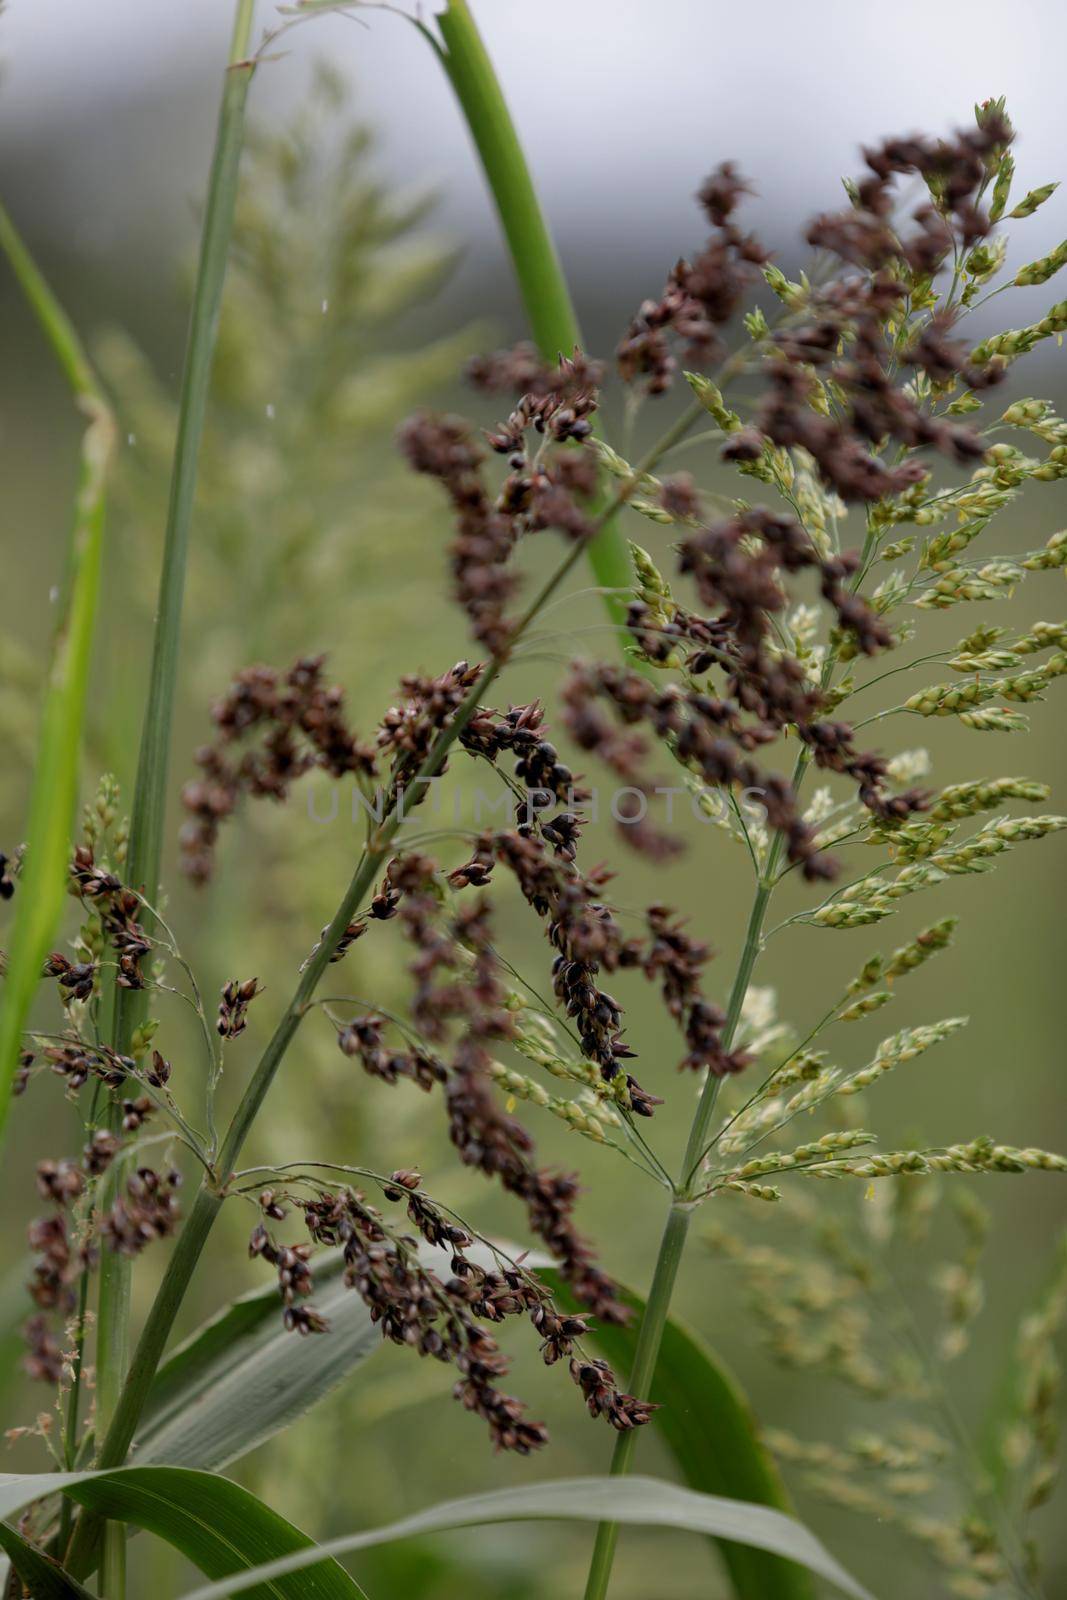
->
[
  {"left": 814, "top": 900, "right": 895, "bottom": 928},
  {"left": 587, "top": 436, "right": 654, "bottom": 487},
  {"left": 1021, "top": 528, "right": 1067, "bottom": 570},
  {"left": 878, "top": 819, "right": 956, "bottom": 863},
  {"left": 920, "top": 518, "right": 989, "bottom": 571},
  {"left": 958, "top": 706, "right": 1029, "bottom": 732},
  {"left": 971, "top": 297, "right": 1067, "bottom": 366},
  {"left": 487, "top": 1060, "right": 617, "bottom": 1146},
  {"left": 1001, "top": 1234, "right": 1067, "bottom": 1513},
  {"left": 762, "top": 1430, "right": 855, "bottom": 1474},
  {"left": 837, "top": 991, "right": 892, "bottom": 1022},
  {"left": 988, "top": 150, "right": 1015, "bottom": 222},
  {"left": 816, "top": 1136, "right": 1066, "bottom": 1178},
  {"left": 628, "top": 496, "right": 674, "bottom": 525},
  {"left": 1001, "top": 397, "right": 1055, "bottom": 429},
  {"left": 1010, "top": 181, "right": 1059, "bottom": 219},
  {"left": 886, "top": 748, "right": 931, "bottom": 785},
  {"left": 933, "top": 1188, "right": 988, "bottom": 1361},
  {"left": 743, "top": 305, "right": 770, "bottom": 341},
  {"left": 883, "top": 917, "right": 957, "bottom": 979},
  {"left": 962, "top": 234, "right": 1008, "bottom": 291},
  {"left": 902, "top": 661, "right": 1065, "bottom": 716},
  {"left": 721, "top": 1180, "right": 782, "bottom": 1201},
  {"left": 1013, "top": 620, "right": 1067, "bottom": 654},
  {"left": 836, "top": 1016, "right": 967, "bottom": 1096},
  {"left": 1015, "top": 239, "right": 1067, "bottom": 287},
  {"left": 683, "top": 370, "right": 741, "bottom": 432},
  {"left": 630, "top": 540, "right": 675, "bottom": 616},
  {"left": 720, "top": 1130, "right": 876, "bottom": 1184},
  {"left": 915, "top": 561, "right": 1021, "bottom": 609},
  {"left": 847, "top": 953, "right": 885, "bottom": 995},
  {"left": 763, "top": 263, "right": 808, "bottom": 308},
  {"left": 948, "top": 647, "right": 1022, "bottom": 672}
]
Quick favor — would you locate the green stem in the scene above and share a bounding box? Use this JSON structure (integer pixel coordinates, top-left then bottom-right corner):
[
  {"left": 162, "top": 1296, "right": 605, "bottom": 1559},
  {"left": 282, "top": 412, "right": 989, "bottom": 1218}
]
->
[
  {"left": 581, "top": 879, "right": 775, "bottom": 1600},
  {"left": 580, "top": 1202, "right": 693, "bottom": 1596},
  {"left": 82, "top": 4, "right": 257, "bottom": 1590},
  {"left": 115, "top": 0, "right": 256, "bottom": 968},
  {"left": 433, "top": 0, "right": 634, "bottom": 630}
]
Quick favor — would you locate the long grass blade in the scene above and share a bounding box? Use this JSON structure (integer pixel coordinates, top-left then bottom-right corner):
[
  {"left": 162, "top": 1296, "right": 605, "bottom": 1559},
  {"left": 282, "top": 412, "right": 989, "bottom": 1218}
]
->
[
  {"left": 0, "top": 202, "right": 116, "bottom": 1148},
  {"left": 0, "top": 1469, "right": 366, "bottom": 1600},
  {"left": 0, "top": 1467, "right": 872, "bottom": 1600},
  {"left": 77, "top": 6, "right": 259, "bottom": 1591}
]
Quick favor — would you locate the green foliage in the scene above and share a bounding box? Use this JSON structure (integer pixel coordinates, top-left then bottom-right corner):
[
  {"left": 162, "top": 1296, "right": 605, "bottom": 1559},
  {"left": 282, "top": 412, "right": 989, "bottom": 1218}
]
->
[
  {"left": 0, "top": 203, "right": 115, "bottom": 1145},
  {"left": 0, "top": 1466, "right": 367, "bottom": 1599}
]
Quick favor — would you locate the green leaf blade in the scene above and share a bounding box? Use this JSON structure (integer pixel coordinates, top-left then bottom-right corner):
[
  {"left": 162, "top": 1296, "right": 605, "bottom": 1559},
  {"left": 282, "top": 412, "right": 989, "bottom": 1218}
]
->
[
  {"left": 0, "top": 1468, "right": 367, "bottom": 1600},
  {"left": 0, "top": 1468, "right": 873, "bottom": 1600},
  {"left": 0, "top": 1519, "right": 100, "bottom": 1598},
  {"left": 136, "top": 1252, "right": 378, "bottom": 1470},
  {"left": 0, "top": 202, "right": 115, "bottom": 1143}
]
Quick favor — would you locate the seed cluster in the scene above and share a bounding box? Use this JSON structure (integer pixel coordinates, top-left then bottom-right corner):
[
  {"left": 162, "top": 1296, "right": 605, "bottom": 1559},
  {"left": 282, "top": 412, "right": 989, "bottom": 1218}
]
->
[
  {"left": 180, "top": 656, "right": 376, "bottom": 882},
  {"left": 23, "top": 1122, "right": 175, "bottom": 1384},
  {"left": 617, "top": 162, "right": 769, "bottom": 393},
  {"left": 398, "top": 354, "right": 600, "bottom": 658},
  {"left": 724, "top": 122, "right": 1013, "bottom": 503},
  {"left": 252, "top": 1175, "right": 651, "bottom": 1452},
  {"left": 357, "top": 851, "right": 633, "bottom": 1325},
  {"left": 70, "top": 845, "right": 151, "bottom": 989}
]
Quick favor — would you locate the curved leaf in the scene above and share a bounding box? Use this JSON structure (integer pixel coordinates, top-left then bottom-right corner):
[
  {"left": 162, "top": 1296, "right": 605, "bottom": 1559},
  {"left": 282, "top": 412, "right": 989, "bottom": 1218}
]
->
[
  {"left": 0, "top": 1520, "right": 98, "bottom": 1598},
  {"left": 0, "top": 1469, "right": 872, "bottom": 1600},
  {"left": 136, "top": 1252, "right": 378, "bottom": 1470},
  {"left": 0, "top": 1468, "right": 366, "bottom": 1600},
  {"left": 170, "top": 1472, "right": 874, "bottom": 1600},
  {"left": 543, "top": 1268, "right": 815, "bottom": 1600},
  {"left": 137, "top": 1242, "right": 533, "bottom": 1471}
]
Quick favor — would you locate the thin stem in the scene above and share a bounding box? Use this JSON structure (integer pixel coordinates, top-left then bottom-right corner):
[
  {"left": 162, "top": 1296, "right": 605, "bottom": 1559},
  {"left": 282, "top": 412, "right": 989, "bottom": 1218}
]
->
[
  {"left": 114, "top": 2, "right": 256, "bottom": 988},
  {"left": 581, "top": 1204, "right": 692, "bottom": 1595},
  {"left": 582, "top": 878, "right": 777, "bottom": 1600},
  {"left": 70, "top": 5, "right": 257, "bottom": 1588}
]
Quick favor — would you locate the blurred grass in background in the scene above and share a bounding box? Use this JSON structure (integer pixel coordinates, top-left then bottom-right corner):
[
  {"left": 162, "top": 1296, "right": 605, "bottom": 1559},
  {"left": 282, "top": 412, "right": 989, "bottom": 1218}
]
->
[{"left": 1, "top": 57, "right": 1065, "bottom": 1600}]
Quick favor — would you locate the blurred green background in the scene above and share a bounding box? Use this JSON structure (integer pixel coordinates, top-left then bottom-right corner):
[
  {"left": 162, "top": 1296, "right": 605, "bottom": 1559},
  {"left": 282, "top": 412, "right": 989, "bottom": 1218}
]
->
[{"left": 1, "top": 4, "right": 1065, "bottom": 1595}]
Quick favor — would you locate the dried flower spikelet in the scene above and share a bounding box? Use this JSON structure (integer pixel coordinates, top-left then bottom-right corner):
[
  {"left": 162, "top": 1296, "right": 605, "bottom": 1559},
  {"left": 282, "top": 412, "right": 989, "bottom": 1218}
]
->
[{"left": 217, "top": 977, "right": 262, "bottom": 1038}]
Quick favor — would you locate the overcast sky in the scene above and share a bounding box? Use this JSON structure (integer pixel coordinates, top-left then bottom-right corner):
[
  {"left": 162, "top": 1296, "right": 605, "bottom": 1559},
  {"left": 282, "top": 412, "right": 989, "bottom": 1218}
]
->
[{"left": 1, "top": 1, "right": 1064, "bottom": 336}]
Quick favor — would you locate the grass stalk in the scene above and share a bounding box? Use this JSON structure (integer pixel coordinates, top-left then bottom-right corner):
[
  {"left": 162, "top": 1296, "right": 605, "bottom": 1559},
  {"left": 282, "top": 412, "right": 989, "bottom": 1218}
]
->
[
  {"left": 580, "top": 881, "right": 775, "bottom": 1600},
  {"left": 0, "top": 204, "right": 115, "bottom": 1144},
  {"left": 82, "top": 3, "right": 258, "bottom": 1589},
  {"left": 432, "top": 0, "right": 636, "bottom": 632}
]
